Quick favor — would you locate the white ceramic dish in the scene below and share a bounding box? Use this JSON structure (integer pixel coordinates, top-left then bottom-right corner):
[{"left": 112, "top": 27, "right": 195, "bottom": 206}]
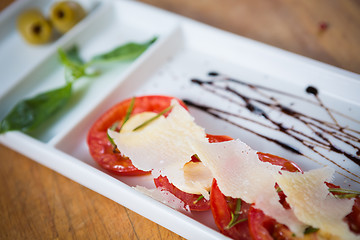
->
[{"left": 1, "top": 0, "right": 359, "bottom": 239}]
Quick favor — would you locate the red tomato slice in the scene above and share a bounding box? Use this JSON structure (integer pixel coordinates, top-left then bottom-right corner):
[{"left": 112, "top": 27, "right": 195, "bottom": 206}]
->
[
  {"left": 153, "top": 134, "right": 233, "bottom": 211},
  {"left": 209, "top": 135, "right": 252, "bottom": 239},
  {"left": 87, "top": 95, "right": 186, "bottom": 175},
  {"left": 154, "top": 175, "right": 210, "bottom": 211},
  {"left": 210, "top": 147, "right": 303, "bottom": 240},
  {"left": 257, "top": 152, "right": 302, "bottom": 173},
  {"left": 346, "top": 197, "right": 360, "bottom": 234},
  {"left": 211, "top": 179, "right": 252, "bottom": 239}
]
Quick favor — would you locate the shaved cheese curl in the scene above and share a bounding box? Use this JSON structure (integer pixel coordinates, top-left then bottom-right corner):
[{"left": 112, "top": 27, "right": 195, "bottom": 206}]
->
[
  {"left": 275, "top": 168, "right": 358, "bottom": 240},
  {"left": 108, "top": 100, "right": 210, "bottom": 196}
]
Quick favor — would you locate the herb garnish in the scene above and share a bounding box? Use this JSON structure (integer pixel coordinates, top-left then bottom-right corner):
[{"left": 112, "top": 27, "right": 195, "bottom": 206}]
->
[
  {"left": 225, "top": 199, "right": 247, "bottom": 229},
  {"left": 0, "top": 37, "right": 157, "bottom": 134},
  {"left": 328, "top": 188, "right": 360, "bottom": 199},
  {"left": 193, "top": 195, "right": 204, "bottom": 204},
  {"left": 275, "top": 186, "right": 359, "bottom": 199},
  {"left": 119, "top": 97, "right": 136, "bottom": 133},
  {"left": 132, "top": 105, "right": 173, "bottom": 131},
  {"left": 58, "top": 47, "right": 87, "bottom": 83},
  {"left": 304, "top": 226, "right": 319, "bottom": 234},
  {"left": 107, "top": 97, "right": 136, "bottom": 152},
  {"left": 107, "top": 121, "right": 120, "bottom": 151}
]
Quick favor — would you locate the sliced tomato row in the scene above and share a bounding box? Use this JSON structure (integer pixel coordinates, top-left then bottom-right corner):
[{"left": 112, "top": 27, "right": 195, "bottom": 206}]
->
[{"left": 87, "top": 95, "right": 360, "bottom": 239}]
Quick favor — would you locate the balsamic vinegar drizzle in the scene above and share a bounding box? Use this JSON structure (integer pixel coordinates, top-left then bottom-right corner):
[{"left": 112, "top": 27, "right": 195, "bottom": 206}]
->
[{"left": 185, "top": 72, "right": 360, "bottom": 184}]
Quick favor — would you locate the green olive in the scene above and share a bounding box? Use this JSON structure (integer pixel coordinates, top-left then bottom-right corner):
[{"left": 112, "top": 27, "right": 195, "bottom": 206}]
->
[
  {"left": 50, "top": 1, "right": 86, "bottom": 34},
  {"left": 17, "top": 9, "right": 53, "bottom": 45}
]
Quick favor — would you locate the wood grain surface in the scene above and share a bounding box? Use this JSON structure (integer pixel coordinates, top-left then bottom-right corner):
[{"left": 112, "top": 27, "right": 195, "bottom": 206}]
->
[{"left": 1, "top": 0, "right": 359, "bottom": 239}]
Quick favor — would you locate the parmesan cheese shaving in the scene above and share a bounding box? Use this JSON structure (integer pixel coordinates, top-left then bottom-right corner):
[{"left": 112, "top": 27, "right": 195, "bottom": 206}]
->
[
  {"left": 191, "top": 139, "right": 306, "bottom": 236},
  {"left": 108, "top": 100, "right": 210, "bottom": 196},
  {"left": 183, "top": 161, "right": 212, "bottom": 197},
  {"left": 275, "top": 168, "right": 358, "bottom": 240}
]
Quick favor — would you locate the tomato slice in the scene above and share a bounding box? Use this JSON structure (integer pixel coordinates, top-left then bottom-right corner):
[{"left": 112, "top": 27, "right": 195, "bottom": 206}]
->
[
  {"left": 257, "top": 152, "right": 302, "bottom": 173},
  {"left": 209, "top": 135, "right": 252, "bottom": 239},
  {"left": 154, "top": 175, "right": 210, "bottom": 211},
  {"left": 211, "top": 179, "right": 252, "bottom": 239},
  {"left": 153, "top": 134, "right": 233, "bottom": 211},
  {"left": 210, "top": 148, "right": 303, "bottom": 239},
  {"left": 87, "top": 95, "right": 186, "bottom": 175},
  {"left": 346, "top": 197, "right": 360, "bottom": 234}
]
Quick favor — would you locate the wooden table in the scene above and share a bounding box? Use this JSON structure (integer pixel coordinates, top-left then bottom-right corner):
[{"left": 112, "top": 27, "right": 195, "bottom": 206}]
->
[{"left": 1, "top": 0, "right": 359, "bottom": 239}]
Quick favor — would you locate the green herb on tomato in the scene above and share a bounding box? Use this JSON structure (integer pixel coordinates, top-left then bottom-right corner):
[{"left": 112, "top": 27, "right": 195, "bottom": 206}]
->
[
  {"left": 225, "top": 199, "right": 247, "bottom": 229},
  {"left": 107, "top": 121, "right": 120, "bottom": 150},
  {"left": 329, "top": 188, "right": 360, "bottom": 199},
  {"left": 0, "top": 37, "right": 157, "bottom": 134},
  {"left": 132, "top": 105, "right": 173, "bottom": 131},
  {"left": 119, "top": 97, "right": 136, "bottom": 133},
  {"left": 107, "top": 97, "right": 135, "bottom": 151},
  {"left": 276, "top": 186, "right": 360, "bottom": 199},
  {"left": 193, "top": 195, "right": 205, "bottom": 204}
]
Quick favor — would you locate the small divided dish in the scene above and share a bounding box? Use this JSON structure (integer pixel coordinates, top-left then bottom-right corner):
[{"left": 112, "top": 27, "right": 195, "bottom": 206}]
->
[{"left": 1, "top": 0, "right": 360, "bottom": 239}]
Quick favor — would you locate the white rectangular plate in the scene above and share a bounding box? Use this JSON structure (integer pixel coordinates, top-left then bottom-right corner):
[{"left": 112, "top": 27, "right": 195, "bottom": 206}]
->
[{"left": 1, "top": 0, "right": 359, "bottom": 239}]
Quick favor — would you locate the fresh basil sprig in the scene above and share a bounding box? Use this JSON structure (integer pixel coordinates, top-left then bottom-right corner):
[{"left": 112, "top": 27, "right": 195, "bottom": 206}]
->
[
  {"left": 0, "top": 37, "right": 157, "bottom": 134},
  {"left": 0, "top": 46, "right": 84, "bottom": 134}
]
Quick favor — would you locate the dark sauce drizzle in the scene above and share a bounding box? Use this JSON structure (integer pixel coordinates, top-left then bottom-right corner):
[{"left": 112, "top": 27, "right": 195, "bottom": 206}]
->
[{"left": 185, "top": 72, "right": 360, "bottom": 184}]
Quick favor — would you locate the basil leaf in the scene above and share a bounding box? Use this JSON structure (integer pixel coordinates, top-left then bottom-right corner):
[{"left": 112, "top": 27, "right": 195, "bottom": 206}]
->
[
  {"left": 63, "top": 45, "right": 84, "bottom": 65},
  {"left": 0, "top": 83, "right": 72, "bottom": 133},
  {"left": 89, "top": 36, "right": 157, "bottom": 64},
  {"left": 58, "top": 47, "right": 86, "bottom": 83}
]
